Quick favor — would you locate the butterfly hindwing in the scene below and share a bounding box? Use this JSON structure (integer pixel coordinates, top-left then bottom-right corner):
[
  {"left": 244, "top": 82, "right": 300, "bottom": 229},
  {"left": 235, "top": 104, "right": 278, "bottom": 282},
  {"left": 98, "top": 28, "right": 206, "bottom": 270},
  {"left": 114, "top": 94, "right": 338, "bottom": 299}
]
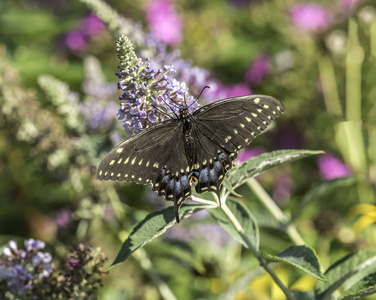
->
[
  {"left": 151, "top": 129, "right": 191, "bottom": 206},
  {"left": 190, "top": 126, "right": 228, "bottom": 196}
]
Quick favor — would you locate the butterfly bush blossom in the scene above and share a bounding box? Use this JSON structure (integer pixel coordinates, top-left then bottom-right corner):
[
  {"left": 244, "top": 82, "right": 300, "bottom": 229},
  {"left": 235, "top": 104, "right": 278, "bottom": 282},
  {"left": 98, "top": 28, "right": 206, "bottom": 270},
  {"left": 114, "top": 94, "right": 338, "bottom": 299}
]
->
[
  {"left": 0, "top": 239, "right": 107, "bottom": 298},
  {"left": 116, "top": 35, "right": 201, "bottom": 136},
  {"left": 0, "top": 239, "right": 53, "bottom": 296}
]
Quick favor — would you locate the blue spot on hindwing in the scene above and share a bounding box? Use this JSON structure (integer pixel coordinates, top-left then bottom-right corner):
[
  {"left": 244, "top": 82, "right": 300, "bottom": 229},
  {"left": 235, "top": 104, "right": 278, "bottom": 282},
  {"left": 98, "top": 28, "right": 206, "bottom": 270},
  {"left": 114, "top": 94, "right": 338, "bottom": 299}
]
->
[{"left": 199, "top": 167, "right": 209, "bottom": 184}]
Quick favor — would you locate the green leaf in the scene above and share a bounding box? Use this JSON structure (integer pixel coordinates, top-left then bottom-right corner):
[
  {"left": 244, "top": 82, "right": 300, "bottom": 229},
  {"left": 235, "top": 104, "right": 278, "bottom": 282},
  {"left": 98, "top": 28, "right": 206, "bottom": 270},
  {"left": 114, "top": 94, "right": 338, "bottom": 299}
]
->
[
  {"left": 109, "top": 204, "right": 204, "bottom": 270},
  {"left": 210, "top": 199, "right": 259, "bottom": 250},
  {"left": 228, "top": 150, "right": 324, "bottom": 189},
  {"left": 148, "top": 240, "right": 205, "bottom": 274},
  {"left": 291, "top": 291, "right": 316, "bottom": 300},
  {"left": 263, "top": 245, "right": 326, "bottom": 281},
  {"left": 339, "top": 273, "right": 376, "bottom": 300},
  {"left": 315, "top": 250, "right": 376, "bottom": 300},
  {"left": 222, "top": 177, "right": 241, "bottom": 197},
  {"left": 294, "top": 177, "right": 355, "bottom": 218},
  {"left": 218, "top": 269, "right": 264, "bottom": 300}
]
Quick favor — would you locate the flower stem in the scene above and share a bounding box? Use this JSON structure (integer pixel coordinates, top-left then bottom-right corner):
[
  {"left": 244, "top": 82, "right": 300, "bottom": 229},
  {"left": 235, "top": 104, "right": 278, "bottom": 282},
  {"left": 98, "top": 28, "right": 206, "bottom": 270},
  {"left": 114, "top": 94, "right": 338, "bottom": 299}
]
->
[
  {"left": 246, "top": 178, "right": 305, "bottom": 245},
  {"left": 133, "top": 249, "right": 177, "bottom": 300},
  {"left": 220, "top": 200, "right": 294, "bottom": 300}
]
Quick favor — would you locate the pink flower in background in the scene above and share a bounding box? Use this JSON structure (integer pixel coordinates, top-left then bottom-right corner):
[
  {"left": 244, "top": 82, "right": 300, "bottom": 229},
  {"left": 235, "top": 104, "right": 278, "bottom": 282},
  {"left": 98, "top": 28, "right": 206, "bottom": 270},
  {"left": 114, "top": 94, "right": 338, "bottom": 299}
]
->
[
  {"left": 245, "top": 54, "right": 271, "bottom": 86},
  {"left": 273, "top": 175, "right": 293, "bottom": 205},
  {"left": 54, "top": 209, "right": 72, "bottom": 227},
  {"left": 290, "top": 3, "right": 331, "bottom": 31},
  {"left": 223, "top": 83, "right": 252, "bottom": 98},
  {"left": 237, "top": 147, "right": 266, "bottom": 163},
  {"left": 65, "top": 31, "right": 86, "bottom": 51},
  {"left": 318, "top": 153, "right": 352, "bottom": 180},
  {"left": 64, "top": 13, "right": 105, "bottom": 52},
  {"left": 146, "top": 0, "right": 182, "bottom": 45},
  {"left": 81, "top": 13, "right": 105, "bottom": 37}
]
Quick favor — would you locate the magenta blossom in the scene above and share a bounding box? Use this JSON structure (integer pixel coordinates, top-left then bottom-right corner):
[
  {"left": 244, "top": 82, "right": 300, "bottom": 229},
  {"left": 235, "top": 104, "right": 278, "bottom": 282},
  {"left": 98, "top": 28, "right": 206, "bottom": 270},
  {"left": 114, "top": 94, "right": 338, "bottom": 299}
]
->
[
  {"left": 65, "top": 31, "right": 86, "bottom": 51},
  {"left": 81, "top": 13, "right": 105, "bottom": 37},
  {"left": 222, "top": 83, "right": 252, "bottom": 98},
  {"left": 290, "top": 3, "right": 331, "bottom": 31},
  {"left": 273, "top": 175, "right": 293, "bottom": 205},
  {"left": 237, "top": 147, "right": 266, "bottom": 163},
  {"left": 245, "top": 54, "right": 271, "bottom": 86},
  {"left": 54, "top": 209, "right": 72, "bottom": 227},
  {"left": 146, "top": 0, "right": 182, "bottom": 45},
  {"left": 318, "top": 153, "right": 352, "bottom": 180}
]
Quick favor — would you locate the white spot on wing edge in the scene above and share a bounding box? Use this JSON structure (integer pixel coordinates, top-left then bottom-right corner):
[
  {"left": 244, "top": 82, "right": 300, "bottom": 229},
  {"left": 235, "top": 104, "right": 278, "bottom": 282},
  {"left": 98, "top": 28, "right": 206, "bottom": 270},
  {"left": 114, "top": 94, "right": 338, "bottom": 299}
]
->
[
  {"left": 253, "top": 97, "right": 260, "bottom": 104},
  {"left": 116, "top": 148, "right": 123, "bottom": 153}
]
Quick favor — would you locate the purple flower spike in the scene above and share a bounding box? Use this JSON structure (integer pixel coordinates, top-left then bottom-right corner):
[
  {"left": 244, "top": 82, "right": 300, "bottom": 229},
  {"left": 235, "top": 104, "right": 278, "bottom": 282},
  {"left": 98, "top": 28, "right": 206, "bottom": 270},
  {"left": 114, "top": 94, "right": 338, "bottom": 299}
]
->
[
  {"left": 9, "top": 240, "right": 18, "bottom": 252},
  {"left": 115, "top": 35, "right": 200, "bottom": 136},
  {"left": 318, "top": 153, "right": 352, "bottom": 180},
  {"left": 0, "top": 239, "right": 54, "bottom": 297},
  {"left": 3, "top": 247, "right": 12, "bottom": 257},
  {"left": 290, "top": 3, "right": 331, "bottom": 32}
]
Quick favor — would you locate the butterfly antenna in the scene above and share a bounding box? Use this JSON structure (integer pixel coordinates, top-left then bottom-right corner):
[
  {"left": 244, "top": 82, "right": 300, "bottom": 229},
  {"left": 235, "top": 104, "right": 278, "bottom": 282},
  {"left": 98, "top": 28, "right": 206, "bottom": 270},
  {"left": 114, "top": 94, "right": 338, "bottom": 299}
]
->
[
  {"left": 152, "top": 105, "right": 174, "bottom": 120},
  {"left": 188, "top": 86, "right": 210, "bottom": 109},
  {"left": 155, "top": 96, "right": 179, "bottom": 119}
]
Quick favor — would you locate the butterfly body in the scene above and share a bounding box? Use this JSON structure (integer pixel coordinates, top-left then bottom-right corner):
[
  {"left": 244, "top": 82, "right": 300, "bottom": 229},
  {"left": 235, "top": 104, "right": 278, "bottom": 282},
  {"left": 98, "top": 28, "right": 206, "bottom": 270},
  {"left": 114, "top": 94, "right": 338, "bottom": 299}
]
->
[{"left": 96, "top": 95, "right": 284, "bottom": 222}]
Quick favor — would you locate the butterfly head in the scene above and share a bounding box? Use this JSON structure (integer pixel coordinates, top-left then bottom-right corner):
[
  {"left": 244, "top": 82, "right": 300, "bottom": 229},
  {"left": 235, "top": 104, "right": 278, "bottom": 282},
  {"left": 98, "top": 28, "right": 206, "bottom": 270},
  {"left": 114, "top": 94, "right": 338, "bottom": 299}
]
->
[{"left": 179, "top": 107, "right": 193, "bottom": 130}]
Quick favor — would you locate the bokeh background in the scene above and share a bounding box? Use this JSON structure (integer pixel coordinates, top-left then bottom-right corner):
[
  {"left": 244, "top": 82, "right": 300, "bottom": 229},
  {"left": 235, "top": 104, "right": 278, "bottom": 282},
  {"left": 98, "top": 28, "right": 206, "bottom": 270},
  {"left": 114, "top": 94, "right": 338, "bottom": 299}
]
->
[{"left": 1, "top": 0, "right": 376, "bottom": 299}]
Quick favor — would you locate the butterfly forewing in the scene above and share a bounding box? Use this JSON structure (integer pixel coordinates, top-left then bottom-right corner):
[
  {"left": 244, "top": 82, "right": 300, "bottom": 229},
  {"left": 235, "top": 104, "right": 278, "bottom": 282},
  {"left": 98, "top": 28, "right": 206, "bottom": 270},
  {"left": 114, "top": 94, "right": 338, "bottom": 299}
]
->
[
  {"left": 96, "top": 120, "right": 180, "bottom": 184},
  {"left": 194, "top": 95, "right": 284, "bottom": 151}
]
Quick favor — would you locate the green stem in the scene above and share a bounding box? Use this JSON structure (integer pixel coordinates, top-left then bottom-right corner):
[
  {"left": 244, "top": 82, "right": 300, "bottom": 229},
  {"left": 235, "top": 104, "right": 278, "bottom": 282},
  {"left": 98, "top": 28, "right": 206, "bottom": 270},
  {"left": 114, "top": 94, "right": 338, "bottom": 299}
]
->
[
  {"left": 110, "top": 187, "right": 177, "bottom": 300},
  {"left": 247, "top": 178, "right": 305, "bottom": 245},
  {"left": 318, "top": 55, "right": 343, "bottom": 117},
  {"left": 133, "top": 249, "right": 177, "bottom": 300},
  {"left": 220, "top": 201, "right": 294, "bottom": 300},
  {"left": 191, "top": 195, "right": 219, "bottom": 207}
]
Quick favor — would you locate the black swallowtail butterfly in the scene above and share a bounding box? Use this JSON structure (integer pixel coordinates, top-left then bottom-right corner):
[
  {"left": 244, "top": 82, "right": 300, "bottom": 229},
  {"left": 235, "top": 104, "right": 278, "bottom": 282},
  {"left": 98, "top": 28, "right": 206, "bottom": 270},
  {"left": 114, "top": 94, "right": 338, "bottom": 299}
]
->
[{"left": 96, "top": 95, "right": 284, "bottom": 222}]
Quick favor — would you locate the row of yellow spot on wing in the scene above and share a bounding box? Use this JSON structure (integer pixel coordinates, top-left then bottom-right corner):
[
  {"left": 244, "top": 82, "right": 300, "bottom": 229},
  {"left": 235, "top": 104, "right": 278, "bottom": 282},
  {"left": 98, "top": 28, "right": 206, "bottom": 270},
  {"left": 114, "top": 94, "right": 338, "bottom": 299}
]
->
[{"left": 253, "top": 96, "right": 282, "bottom": 116}]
